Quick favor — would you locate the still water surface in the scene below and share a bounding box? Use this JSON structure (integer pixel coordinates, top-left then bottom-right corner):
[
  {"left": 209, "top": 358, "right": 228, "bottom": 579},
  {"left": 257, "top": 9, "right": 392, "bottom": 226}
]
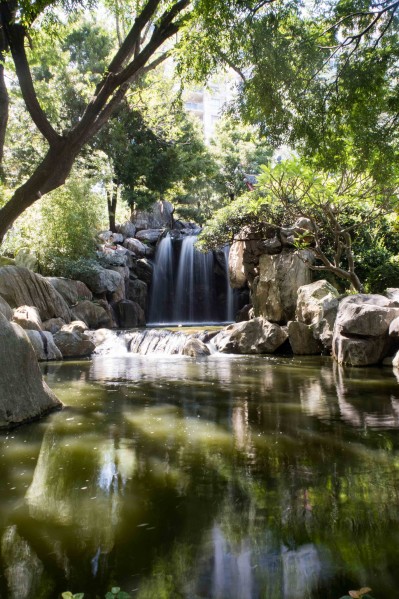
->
[{"left": 1, "top": 354, "right": 399, "bottom": 598}]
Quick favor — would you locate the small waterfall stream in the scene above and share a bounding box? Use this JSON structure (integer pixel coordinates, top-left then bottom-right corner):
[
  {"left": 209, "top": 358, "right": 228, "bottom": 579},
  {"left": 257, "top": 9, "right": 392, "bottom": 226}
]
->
[{"left": 148, "top": 234, "right": 237, "bottom": 325}]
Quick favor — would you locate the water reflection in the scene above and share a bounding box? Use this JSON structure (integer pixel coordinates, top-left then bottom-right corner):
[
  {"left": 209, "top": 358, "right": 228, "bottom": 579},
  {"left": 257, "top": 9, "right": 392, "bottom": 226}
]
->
[{"left": 1, "top": 355, "right": 399, "bottom": 597}]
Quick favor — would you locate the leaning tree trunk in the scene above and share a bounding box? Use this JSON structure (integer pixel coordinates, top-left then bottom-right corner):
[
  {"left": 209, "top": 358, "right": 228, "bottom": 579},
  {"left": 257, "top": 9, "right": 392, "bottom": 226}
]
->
[{"left": 0, "top": 140, "right": 80, "bottom": 243}]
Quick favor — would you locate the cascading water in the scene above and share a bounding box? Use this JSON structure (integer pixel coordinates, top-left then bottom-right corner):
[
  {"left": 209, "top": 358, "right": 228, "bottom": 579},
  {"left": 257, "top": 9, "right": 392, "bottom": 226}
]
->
[
  {"left": 148, "top": 233, "right": 237, "bottom": 325},
  {"left": 148, "top": 234, "right": 174, "bottom": 323}
]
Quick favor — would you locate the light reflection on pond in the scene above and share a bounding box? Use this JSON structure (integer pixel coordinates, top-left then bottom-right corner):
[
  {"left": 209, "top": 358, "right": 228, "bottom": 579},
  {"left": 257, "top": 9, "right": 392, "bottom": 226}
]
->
[{"left": 1, "top": 355, "right": 399, "bottom": 598}]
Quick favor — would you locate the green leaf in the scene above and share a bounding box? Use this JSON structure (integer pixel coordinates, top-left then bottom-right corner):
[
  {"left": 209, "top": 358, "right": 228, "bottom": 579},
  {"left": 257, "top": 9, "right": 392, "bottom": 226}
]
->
[
  {"left": 117, "top": 593, "right": 132, "bottom": 599},
  {"left": 62, "top": 593, "right": 74, "bottom": 599},
  {"left": 74, "top": 594, "right": 85, "bottom": 599},
  {"left": 111, "top": 589, "right": 120, "bottom": 595}
]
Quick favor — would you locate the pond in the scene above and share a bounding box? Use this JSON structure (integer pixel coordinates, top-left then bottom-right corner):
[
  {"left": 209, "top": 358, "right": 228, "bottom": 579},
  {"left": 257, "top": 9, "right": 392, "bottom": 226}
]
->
[{"left": 1, "top": 353, "right": 399, "bottom": 599}]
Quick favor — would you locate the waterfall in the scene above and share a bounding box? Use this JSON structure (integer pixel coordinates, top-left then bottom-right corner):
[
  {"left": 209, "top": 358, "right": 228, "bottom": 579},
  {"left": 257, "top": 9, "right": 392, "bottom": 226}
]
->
[
  {"left": 148, "top": 233, "right": 237, "bottom": 325},
  {"left": 148, "top": 234, "right": 174, "bottom": 324}
]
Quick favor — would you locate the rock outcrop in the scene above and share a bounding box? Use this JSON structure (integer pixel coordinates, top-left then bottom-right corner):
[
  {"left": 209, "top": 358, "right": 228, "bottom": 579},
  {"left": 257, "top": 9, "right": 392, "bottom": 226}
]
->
[
  {"left": 332, "top": 294, "right": 399, "bottom": 366},
  {"left": 0, "top": 313, "right": 62, "bottom": 428},
  {"left": 287, "top": 321, "right": 322, "bottom": 355},
  {"left": 0, "top": 266, "right": 71, "bottom": 322},
  {"left": 252, "top": 250, "right": 313, "bottom": 323},
  {"left": 53, "top": 327, "right": 95, "bottom": 358},
  {"left": 71, "top": 300, "right": 113, "bottom": 329},
  {"left": 47, "top": 277, "right": 92, "bottom": 305},
  {"left": 213, "top": 317, "right": 287, "bottom": 354},
  {"left": 25, "top": 330, "right": 63, "bottom": 361},
  {"left": 296, "top": 280, "right": 340, "bottom": 350},
  {"left": 182, "top": 338, "right": 211, "bottom": 357},
  {"left": 12, "top": 306, "right": 43, "bottom": 331}
]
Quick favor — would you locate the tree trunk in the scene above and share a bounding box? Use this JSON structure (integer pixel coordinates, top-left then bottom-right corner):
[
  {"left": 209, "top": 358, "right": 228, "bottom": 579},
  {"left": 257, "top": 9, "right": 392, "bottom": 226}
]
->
[
  {"left": 107, "top": 180, "right": 118, "bottom": 232},
  {"left": 0, "top": 140, "right": 79, "bottom": 243},
  {"left": 0, "top": 50, "right": 9, "bottom": 178}
]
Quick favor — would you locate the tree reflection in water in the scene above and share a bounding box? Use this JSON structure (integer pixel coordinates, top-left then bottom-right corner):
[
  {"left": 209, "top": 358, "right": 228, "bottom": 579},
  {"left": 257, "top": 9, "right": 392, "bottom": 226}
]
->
[{"left": 1, "top": 355, "right": 399, "bottom": 598}]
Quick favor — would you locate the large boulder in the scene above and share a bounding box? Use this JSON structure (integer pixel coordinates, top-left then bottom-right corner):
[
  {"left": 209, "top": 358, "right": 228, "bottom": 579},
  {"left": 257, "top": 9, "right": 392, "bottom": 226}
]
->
[
  {"left": 116, "top": 221, "right": 136, "bottom": 239},
  {"left": 76, "top": 264, "right": 123, "bottom": 295},
  {"left": 0, "top": 313, "right": 62, "bottom": 428},
  {"left": 0, "top": 296, "right": 12, "bottom": 321},
  {"left": 53, "top": 328, "right": 95, "bottom": 358},
  {"left": 12, "top": 306, "right": 43, "bottom": 331},
  {"left": 123, "top": 237, "right": 147, "bottom": 257},
  {"left": 98, "top": 230, "right": 124, "bottom": 244},
  {"left": 252, "top": 250, "right": 313, "bottom": 323},
  {"left": 136, "top": 258, "right": 153, "bottom": 285},
  {"left": 127, "top": 279, "right": 147, "bottom": 310},
  {"left": 333, "top": 332, "right": 389, "bottom": 367},
  {"left": 135, "top": 229, "right": 164, "bottom": 244},
  {"left": 42, "top": 317, "right": 66, "bottom": 334},
  {"left": 213, "top": 317, "right": 287, "bottom": 354},
  {"left": 71, "top": 300, "right": 113, "bottom": 329},
  {"left": 47, "top": 277, "right": 92, "bottom": 306},
  {"left": 287, "top": 321, "right": 322, "bottom": 355},
  {"left": 182, "top": 338, "right": 211, "bottom": 357},
  {"left": 228, "top": 240, "right": 246, "bottom": 289},
  {"left": 0, "top": 266, "right": 71, "bottom": 322},
  {"left": 132, "top": 200, "right": 174, "bottom": 230},
  {"left": 296, "top": 280, "right": 340, "bottom": 350},
  {"left": 113, "top": 300, "right": 145, "bottom": 328},
  {"left": 332, "top": 294, "right": 399, "bottom": 366},
  {"left": 335, "top": 298, "right": 399, "bottom": 338},
  {"left": 25, "top": 330, "right": 63, "bottom": 361}
]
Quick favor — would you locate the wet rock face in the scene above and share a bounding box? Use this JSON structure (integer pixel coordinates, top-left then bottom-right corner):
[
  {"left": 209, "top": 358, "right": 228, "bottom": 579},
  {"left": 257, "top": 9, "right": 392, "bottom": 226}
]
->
[
  {"left": 0, "top": 313, "right": 62, "bottom": 429},
  {"left": 182, "top": 338, "right": 211, "bottom": 357},
  {"left": 53, "top": 327, "right": 95, "bottom": 358}
]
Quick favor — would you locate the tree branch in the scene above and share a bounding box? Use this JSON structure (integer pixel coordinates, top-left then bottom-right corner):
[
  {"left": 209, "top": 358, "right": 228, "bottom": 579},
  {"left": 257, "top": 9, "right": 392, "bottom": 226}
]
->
[{"left": 0, "top": 4, "right": 60, "bottom": 145}]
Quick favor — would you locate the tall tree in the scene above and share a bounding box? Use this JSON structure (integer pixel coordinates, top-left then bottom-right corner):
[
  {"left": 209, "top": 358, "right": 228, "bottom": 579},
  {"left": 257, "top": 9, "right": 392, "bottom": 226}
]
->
[{"left": 0, "top": 0, "right": 267, "bottom": 243}]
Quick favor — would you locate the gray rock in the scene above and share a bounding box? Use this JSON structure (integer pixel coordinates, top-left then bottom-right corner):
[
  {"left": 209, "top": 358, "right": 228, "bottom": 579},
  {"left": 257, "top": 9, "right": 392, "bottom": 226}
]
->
[
  {"left": 235, "top": 303, "right": 253, "bottom": 323},
  {"left": 252, "top": 250, "right": 313, "bottom": 323},
  {"left": 98, "top": 230, "right": 124, "bottom": 244},
  {"left": 53, "top": 329, "right": 95, "bottom": 358},
  {"left": 123, "top": 237, "right": 147, "bottom": 257},
  {"left": 25, "top": 330, "right": 63, "bottom": 361},
  {"left": 116, "top": 221, "right": 136, "bottom": 239},
  {"left": 336, "top": 300, "right": 399, "bottom": 337},
  {"left": 42, "top": 318, "right": 66, "bottom": 334},
  {"left": 135, "top": 229, "right": 164, "bottom": 244},
  {"left": 47, "top": 277, "right": 92, "bottom": 306},
  {"left": 127, "top": 278, "right": 147, "bottom": 310},
  {"left": 296, "top": 280, "right": 340, "bottom": 325},
  {"left": 62, "top": 320, "right": 88, "bottom": 334},
  {"left": 0, "top": 266, "right": 71, "bottom": 323},
  {"left": 0, "top": 296, "right": 12, "bottom": 321},
  {"left": 228, "top": 239, "right": 247, "bottom": 289},
  {"left": 296, "top": 280, "right": 340, "bottom": 350},
  {"left": 136, "top": 258, "right": 153, "bottom": 285},
  {"left": 213, "top": 317, "right": 287, "bottom": 354},
  {"left": 12, "top": 306, "right": 43, "bottom": 331},
  {"left": 0, "top": 313, "right": 62, "bottom": 429},
  {"left": 182, "top": 338, "right": 211, "bottom": 357},
  {"left": 132, "top": 200, "right": 174, "bottom": 230},
  {"left": 287, "top": 321, "right": 322, "bottom": 355},
  {"left": 333, "top": 331, "right": 388, "bottom": 367},
  {"left": 96, "top": 250, "right": 128, "bottom": 268},
  {"left": 332, "top": 294, "right": 398, "bottom": 366},
  {"left": 385, "top": 288, "right": 399, "bottom": 305},
  {"left": 77, "top": 264, "right": 123, "bottom": 295},
  {"left": 389, "top": 316, "right": 399, "bottom": 337},
  {"left": 114, "top": 300, "right": 145, "bottom": 328},
  {"left": 71, "top": 300, "right": 113, "bottom": 329}
]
